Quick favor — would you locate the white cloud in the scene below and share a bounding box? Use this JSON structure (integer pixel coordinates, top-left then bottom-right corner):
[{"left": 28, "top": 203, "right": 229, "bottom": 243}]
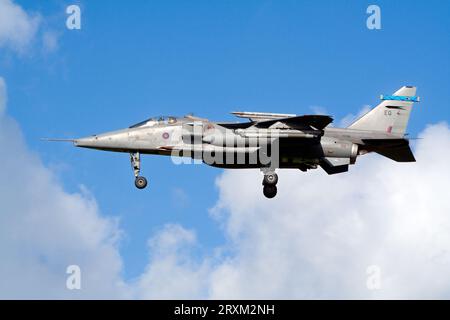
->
[
  {"left": 42, "top": 31, "right": 59, "bottom": 54},
  {"left": 171, "top": 187, "right": 190, "bottom": 209},
  {"left": 135, "top": 225, "right": 210, "bottom": 299},
  {"left": 0, "top": 0, "right": 40, "bottom": 53},
  {"left": 0, "top": 76, "right": 130, "bottom": 298},
  {"left": 0, "top": 77, "right": 6, "bottom": 114},
  {"left": 138, "top": 122, "right": 450, "bottom": 299},
  {"left": 309, "top": 105, "right": 328, "bottom": 115},
  {"left": 339, "top": 105, "right": 372, "bottom": 128}
]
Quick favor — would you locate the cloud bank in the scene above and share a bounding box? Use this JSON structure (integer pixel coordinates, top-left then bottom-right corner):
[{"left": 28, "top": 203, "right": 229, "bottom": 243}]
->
[
  {"left": 0, "top": 0, "right": 40, "bottom": 53},
  {"left": 0, "top": 77, "right": 6, "bottom": 114},
  {"left": 207, "top": 123, "right": 450, "bottom": 299},
  {"left": 137, "top": 123, "right": 450, "bottom": 299},
  {"left": 0, "top": 76, "right": 129, "bottom": 298}
]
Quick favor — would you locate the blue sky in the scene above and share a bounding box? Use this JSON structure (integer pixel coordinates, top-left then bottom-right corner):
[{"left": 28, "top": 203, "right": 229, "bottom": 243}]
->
[{"left": 2, "top": 0, "right": 450, "bottom": 283}]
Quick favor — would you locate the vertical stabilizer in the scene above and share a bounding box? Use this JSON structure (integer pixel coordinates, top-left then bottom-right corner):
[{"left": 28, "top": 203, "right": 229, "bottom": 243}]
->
[{"left": 348, "top": 86, "right": 418, "bottom": 135}]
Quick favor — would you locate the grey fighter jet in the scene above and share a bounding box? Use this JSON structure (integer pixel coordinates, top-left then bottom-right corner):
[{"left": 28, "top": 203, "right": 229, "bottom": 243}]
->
[{"left": 49, "top": 86, "right": 419, "bottom": 198}]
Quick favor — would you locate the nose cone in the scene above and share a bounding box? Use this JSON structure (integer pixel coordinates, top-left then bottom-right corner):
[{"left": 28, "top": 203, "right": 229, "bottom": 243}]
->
[
  {"left": 74, "top": 136, "right": 99, "bottom": 148},
  {"left": 74, "top": 129, "right": 130, "bottom": 151}
]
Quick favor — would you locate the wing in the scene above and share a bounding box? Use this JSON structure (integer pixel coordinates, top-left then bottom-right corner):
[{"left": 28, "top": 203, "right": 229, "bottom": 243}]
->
[
  {"left": 254, "top": 115, "right": 333, "bottom": 130},
  {"left": 216, "top": 122, "right": 256, "bottom": 129},
  {"left": 231, "top": 111, "right": 296, "bottom": 122},
  {"left": 230, "top": 111, "right": 333, "bottom": 130}
]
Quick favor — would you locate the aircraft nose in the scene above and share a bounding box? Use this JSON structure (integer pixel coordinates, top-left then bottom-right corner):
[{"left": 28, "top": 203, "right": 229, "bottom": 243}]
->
[
  {"left": 74, "top": 136, "right": 98, "bottom": 147},
  {"left": 74, "top": 129, "right": 131, "bottom": 150}
]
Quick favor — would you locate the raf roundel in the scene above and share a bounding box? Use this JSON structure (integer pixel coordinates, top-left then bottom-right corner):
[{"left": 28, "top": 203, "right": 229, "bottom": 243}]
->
[{"left": 162, "top": 132, "right": 169, "bottom": 139}]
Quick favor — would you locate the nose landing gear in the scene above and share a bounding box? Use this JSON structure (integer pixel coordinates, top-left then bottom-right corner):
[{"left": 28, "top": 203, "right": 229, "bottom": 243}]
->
[
  {"left": 130, "top": 152, "right": 148, "bottom": 189},
  {"left": 262, "top": 170, "right": 278, "bottom": 199}
]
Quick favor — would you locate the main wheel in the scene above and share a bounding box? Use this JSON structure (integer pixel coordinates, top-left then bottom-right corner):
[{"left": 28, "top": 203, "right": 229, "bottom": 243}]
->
[
  {"left": 135, "top": 176, "right": 148, "bottom": 189},
  {"left": 263, "top": 185, "right": 277, "bottom": 199},
  {"left": 263, "top": 173, "right": 278, "bottom": 186}
]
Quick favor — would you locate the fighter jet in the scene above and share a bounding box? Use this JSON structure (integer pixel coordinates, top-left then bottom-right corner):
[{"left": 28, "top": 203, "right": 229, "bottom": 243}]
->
[{"left": 48, "top": 86, "right": 419, "bottom": 198}]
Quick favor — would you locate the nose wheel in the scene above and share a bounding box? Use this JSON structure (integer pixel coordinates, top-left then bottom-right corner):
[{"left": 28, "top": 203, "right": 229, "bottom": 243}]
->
[
  {"left": 135, "top": 176, "right": 148, "bottom": 189},
  {"left": 130, "top": 152, "right": 148, "bottom": 189},
  {"left": 262, "top": 171, "right": 278, "bottom": 199}
]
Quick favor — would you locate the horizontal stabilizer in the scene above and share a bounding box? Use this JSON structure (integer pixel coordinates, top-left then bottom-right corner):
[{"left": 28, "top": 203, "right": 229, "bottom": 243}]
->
[{"left": 362, "top": 138, "right": 416, "bottom": 162}]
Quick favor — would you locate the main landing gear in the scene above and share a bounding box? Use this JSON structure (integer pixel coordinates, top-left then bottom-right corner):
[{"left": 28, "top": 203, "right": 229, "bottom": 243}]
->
[
  {"left": 130, "top": 152, "right": 148, "bottom": 189},
  {"left": 262, "top": 170, "right": 278, "bottom": 199}
]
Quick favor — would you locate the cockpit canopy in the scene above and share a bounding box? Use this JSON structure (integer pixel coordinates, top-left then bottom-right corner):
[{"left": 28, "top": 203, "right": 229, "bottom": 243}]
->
[{"left": 129, "top": 116, "right": 178, "bottom": 128}]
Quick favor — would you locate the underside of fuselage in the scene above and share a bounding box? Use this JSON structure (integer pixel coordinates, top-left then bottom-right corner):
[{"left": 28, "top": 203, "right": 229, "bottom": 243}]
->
[{"left": 76, "top": 136, "right": 330, "bottom": 170}]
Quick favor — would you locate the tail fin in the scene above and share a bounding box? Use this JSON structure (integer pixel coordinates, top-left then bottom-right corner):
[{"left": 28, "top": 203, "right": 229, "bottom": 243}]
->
[{"left": 348, "top": 86, "right": 418, "bottom": 136}]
